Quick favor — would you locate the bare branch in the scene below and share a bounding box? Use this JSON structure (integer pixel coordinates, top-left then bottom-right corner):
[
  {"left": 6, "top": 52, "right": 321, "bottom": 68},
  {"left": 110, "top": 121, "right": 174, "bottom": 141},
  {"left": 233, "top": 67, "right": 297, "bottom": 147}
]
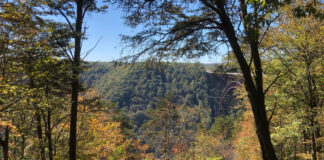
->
[
  {"left": 267, "top": 98, "right": 277, "bottom": 123},
  {"left": 259, "top": 14, "right": 281, "bottom": 46},
  {"left": 264, "top": 71, "right": 288, "bottom": 94},
  {"left": 51, "top": 114, "right": 70, "bottom": 131},
  {"left": 81, "top": 37, "right": 102, "bottom": 61}
]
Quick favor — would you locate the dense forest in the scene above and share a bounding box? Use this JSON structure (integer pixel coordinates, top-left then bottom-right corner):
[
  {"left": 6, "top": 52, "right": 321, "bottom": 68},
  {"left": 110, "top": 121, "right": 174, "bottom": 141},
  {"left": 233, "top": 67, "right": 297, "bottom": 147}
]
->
[
  {"left": 1, "top": 0, "right": 323, "bottom": 160},
  {"left": 82, "top": 62, "right": 237, "bottom": 128},
  {"left": 81, "top": 62, "right": 240, "bottom": 158}
]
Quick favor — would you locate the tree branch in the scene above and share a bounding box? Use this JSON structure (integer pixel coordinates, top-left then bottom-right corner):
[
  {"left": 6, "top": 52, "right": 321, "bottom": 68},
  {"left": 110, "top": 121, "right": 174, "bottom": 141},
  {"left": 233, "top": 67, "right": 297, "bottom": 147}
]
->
[
  {"left": 81, "top": 37, "right": 102, "bottom": 61},
  {"left": 267, "top": 98, "right": 277, "bottom": 123},
  {"left": 259, "top": 14, "right": 280, "bottom": 46},
  {"left": 200, "top": 0, "right": 220, "bottom": 15},
  {"left": 57, "top": 8, "right": 75, "bottom": 32},
  {"left": 264, "top": 71, "right": 288, "bottom": 94}
]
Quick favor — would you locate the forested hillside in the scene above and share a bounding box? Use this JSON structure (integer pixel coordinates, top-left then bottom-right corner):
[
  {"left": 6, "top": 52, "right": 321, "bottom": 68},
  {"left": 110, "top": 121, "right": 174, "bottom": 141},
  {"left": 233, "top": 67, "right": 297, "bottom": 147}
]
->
[{"left": 82, "top": 62, "right": 238, "bottom": 129}]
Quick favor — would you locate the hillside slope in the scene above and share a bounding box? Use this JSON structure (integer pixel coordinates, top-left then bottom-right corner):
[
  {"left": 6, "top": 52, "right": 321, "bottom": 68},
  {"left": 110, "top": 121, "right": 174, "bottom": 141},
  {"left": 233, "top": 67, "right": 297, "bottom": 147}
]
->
[{"left": 82, "top": 62, "right": 238, "bottom": 128}]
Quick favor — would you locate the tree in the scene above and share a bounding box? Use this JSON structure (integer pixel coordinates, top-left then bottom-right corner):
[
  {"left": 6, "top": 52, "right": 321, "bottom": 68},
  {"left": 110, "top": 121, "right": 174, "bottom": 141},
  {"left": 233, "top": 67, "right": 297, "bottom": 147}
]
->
[
  {"left": 73, "top": 89, "right": 152, "bottom": 160},
  {"left": 44, "top": 0, "right": 108, "bottom": 159},
  {"left": 262, "top": 2, "right": 324, "bottom": 159},
  {"left": 1, "top": 1, "right": 56, "bottom": 159},
  {"left": 188, "top": 132, "right": 224, "bottom": 160},
  {"left": 117, "top": 0, "right": 292, "bottom": 159},
  {"left": 141, "top": 96, "right": 179, "bottom": 159},
  {"left": 0, "top": 1, "right": 74, "bottom": 159},
  {"left": 78, "top": 112, "right": 152, "bottom": 160}
]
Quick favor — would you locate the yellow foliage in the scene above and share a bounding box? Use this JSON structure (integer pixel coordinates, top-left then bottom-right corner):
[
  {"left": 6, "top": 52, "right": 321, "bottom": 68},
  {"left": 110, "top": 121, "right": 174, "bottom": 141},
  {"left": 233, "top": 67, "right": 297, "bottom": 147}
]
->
[
  {"left": 233, "top": 109, "right": 262, "bottom": 160},
  {"left": 78, "top": 113, "right": 151, "bottom": 160},
  {"left": 231, "top": 84, "right": 262, "bottom": 159}
]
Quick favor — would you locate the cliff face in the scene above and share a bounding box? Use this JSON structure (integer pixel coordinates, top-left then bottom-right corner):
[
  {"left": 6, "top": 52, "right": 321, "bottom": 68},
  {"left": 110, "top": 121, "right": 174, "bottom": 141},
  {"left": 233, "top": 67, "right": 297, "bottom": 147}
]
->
[{"left": 81, "top": 62, "right": 238, "bottom": 127}]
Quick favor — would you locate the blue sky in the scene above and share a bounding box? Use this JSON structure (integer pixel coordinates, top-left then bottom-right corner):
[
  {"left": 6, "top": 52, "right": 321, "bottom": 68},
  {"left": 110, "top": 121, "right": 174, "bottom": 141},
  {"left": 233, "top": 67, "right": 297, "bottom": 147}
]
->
[{"left": 80, "top": 8, "right": 223, "bottom": 64}]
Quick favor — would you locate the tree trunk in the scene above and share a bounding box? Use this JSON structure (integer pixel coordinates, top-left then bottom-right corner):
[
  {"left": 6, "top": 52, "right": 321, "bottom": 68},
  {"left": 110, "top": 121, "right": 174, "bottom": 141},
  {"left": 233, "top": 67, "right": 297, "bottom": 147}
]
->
[
  {"left": 29, "top": 78, "right": 45, "bottom": 160},
  {"left": 306, "top": 60, "right": 318, "bottom": 160},
  {"left": 311, "top": 119, "right": 317, "bottom": 160},
  {"left": 214, "top": 1, "right": 278, "bottom": 159},
  {"left": 36, "top": 110, "right": 46, "bottom": 160},
  {"left": 27, "top": 48, "right": 46, "bottom": 160},
  {"left": 0, "top": 126, "right": 9, "bottom": 160},
  {"left": 46, "top": 107, "right": 54, "bottom": 160},
  {"left": 251, "top": 98, "right": 277, "bottom": 160},
  {"left": 303, "top": 130, "right": 308, "bottom": 153},
  {"left": 21, "top": 135, "right": 25, "bottom": 159},
  {"left": 69, "top": 1, "right": 83, "bottom": 160},
  {"left": 315, "top": 125, "right": 321, "bottom": 157}
]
